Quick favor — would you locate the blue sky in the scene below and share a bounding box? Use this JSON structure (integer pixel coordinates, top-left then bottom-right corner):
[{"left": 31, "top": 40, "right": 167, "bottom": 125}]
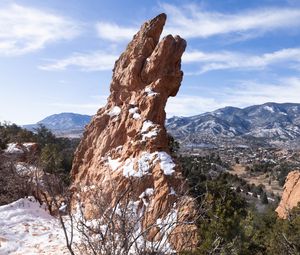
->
[{"left": 1, "top": 0, "right": 300, "bottom": 124}]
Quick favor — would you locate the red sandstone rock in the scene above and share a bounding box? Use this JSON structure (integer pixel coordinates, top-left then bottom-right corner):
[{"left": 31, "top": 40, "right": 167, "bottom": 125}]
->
[
  {"left": 276, "top": 170, "right": 300, "bottom": 218},
  {"left": 70, "top": 13, "right": 197, "bottom": 252}
]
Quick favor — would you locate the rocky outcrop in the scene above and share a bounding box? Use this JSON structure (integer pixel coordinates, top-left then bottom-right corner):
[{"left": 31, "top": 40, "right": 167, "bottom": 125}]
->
[
  {"left": 70, "top": 13, "right": 197, "bottom": 252},
  {"left": 276, "top": 170, "right": 300, "bottom": 218}
]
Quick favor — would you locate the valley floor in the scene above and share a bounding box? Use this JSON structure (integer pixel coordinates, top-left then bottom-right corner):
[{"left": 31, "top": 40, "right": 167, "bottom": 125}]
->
[{"left": 228, "top": 164, "right": 283, "bottom": 196}]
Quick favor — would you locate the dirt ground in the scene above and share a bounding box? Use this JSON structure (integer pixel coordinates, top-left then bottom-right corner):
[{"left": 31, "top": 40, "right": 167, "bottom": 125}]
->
[{"left": 228, "top": 164, "right": 283, "bottom": 196}]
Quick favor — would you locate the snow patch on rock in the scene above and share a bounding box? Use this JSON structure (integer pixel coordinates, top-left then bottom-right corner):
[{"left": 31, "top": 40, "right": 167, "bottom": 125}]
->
[
  {"left": 107, "top": 156, "right": 122, "bottom": 171},
  {"left": 129, "top": 107, "right": 141, "bottom": 119},
  {"left": 155, "top": 152, "right": 176, "bottom": 175},
  {"left": 141, "top": 120, "right": 159, "bottom": 141},
  {"left": 141, "top": 120, "right": 155, "bottom": 132},
  {"left": 123, "top": 152, "right": 156, "bottom": 178},
  {"left": 139, "top": 188, "right": 154, "bottom": 199},
  {"left": 145, "top": 87, "right": 158, "bottom": 97},
  {"left": 108, "top": 106, "right": 121, "bottom": 117}
]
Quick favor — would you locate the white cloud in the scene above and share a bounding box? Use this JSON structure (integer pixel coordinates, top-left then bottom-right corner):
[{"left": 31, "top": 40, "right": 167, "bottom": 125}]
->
[
  {"left": 0, "top": 4, "right": 81, "bottom": 56},
  {"left": 96, "top": 22, "right": 137, "bottom": 42},
  {"left": 92, "top": 4, "right": 300, "bottom": 43},
  {"left": 51, "top": 102, "right": 102, "bottom": 109},
  {"left": 39, "top": 51, "right": 118, "bottom": 71},
  {"left": 166, "top": 95, "right": 226, "bottom": 117},
  {"left": 50, "top": 95, "right": 108, "bottom": 115},
  {"left": 183, "top": 48, "right": 300, "bottom": 74},
  {"left": 225, "top": 77, "right": 300, "bottom": 106},
  {"left": 166, "top": 77, "right": 300, "bottom": 116},
  {"left": 162, "top": 3, "right": 300, "bottom": 39}
]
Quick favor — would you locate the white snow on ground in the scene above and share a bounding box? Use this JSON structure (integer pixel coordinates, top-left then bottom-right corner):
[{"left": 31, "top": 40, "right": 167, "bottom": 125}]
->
[
  {"left": 0, "top": 197, "right": 71, "bottom": 255},
  {"left": 23, "top": 143, "right": 36, "bottom": 149},
  {"left": 4, "top": 143, "right": 24, "bottom": 154},
  {"left": 124, "top": 199, "right": 177, "bottom": 254},
  {"left": 145, "top": 86, "right": 158, "bottom": 97},
  {"left": 0, "top": 196, "right": 178, "bottom": 255},
  {"left": 108, "top": 106, "right": 121, "bottom": 117},
  {"left": 155, "top": 152, "right": 176, "bottom": 175},
  {"left": 4, "top": 143, "right": 36, "bottom": 154},
  {"left": 15, "top": 162, "right": 39, "bottom": 175}
]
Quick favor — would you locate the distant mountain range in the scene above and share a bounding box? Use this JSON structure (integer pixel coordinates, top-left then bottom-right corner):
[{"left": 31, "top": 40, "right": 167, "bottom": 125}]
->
[
  {"left": 23, "top": 103, "right": 300, "bottom": 148},
  {"left": 23, "top": 113, "right": 92, "bottom": 138},
  {"left": 166, "top": 102, "right": 300, "bottom": 148}
]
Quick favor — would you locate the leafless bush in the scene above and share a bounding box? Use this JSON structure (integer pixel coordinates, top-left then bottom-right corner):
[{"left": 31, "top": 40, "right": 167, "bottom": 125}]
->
[
  {"left": 0, "top": 155, "right": 34, "bottom": 205},
  {"left": 49, "top": 179, "right": 200, "bottom": 255}
]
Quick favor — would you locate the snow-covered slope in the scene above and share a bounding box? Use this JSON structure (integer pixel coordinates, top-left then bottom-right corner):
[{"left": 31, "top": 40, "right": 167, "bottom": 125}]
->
[
  {"left": 0, "top": 197, "right": 69, "bottom": 255},
  {"left": 166, "top": 103, "right": 300, "bottom": 148},
  {"left": 23, "top": 113, "right": 92, "bottom": 138},
  {"left": 21, "top": 103, "right": 300, "bottom": 147}
]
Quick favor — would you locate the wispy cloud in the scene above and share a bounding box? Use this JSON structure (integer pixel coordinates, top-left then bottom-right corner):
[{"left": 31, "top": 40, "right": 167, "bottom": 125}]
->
[
  {"left": 51, "top": 102, "right": 102, "bottom": 109},
  {"left": 166, "top": 77, "right": 300, "bottom": 116},
  {"left": 166, "top": 95, "right": 225, "bottom": 117},
  {"left": 183, "top": 48, "right": 300, "bottom": 74},
  {"left": 0, "top": 4, "right": 81, "bottom": 56},
  {"left": 225, "top": 77, "right": 300, "bottom": 106},
  {"left": 50, "top": 95, "right": 108, "bottom": 115},
  {"left": 162, "top": 3, "right": 300, "bottom": 39},
  {"left": 39, "top": 51, "right": 118, "bottom": 71},
  {"left": 92, "top": 4, "right": 300, "bottom": 43},
  {"left": 96, "top": 22, "right": 137, "bottom": 42},
  {"left": 45, "top": 77, "right": 300, "bottom": 117}
]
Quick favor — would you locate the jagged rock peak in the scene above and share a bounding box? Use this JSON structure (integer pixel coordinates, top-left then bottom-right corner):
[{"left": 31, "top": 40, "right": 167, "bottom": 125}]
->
[
  {"left": 276, "top": 170, "right": 300, "bottom": 218},
  {"left": 70, "top": 13, "right": 196, "bottom": 252}
]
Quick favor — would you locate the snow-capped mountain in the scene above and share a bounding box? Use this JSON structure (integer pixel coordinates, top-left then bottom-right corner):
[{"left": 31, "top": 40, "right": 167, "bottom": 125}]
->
[
  {"left": 24, "top": 113, "right": 92, "bottom": 138},
  {"left": 166, "top": 103, "right": 300, "bottom": 148},
  {"left": 22, "top": 103, "right": 300, "bottom": 147}
]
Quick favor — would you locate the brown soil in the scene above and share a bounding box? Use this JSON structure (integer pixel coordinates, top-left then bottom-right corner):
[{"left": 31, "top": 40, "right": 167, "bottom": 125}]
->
[{"left": 229, "top": 164, "right": 283, "bottom": 196}]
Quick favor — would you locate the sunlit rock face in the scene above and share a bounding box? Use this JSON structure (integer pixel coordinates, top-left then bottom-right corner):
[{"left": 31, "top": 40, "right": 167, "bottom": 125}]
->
[
  {"left": 70, "top": 13, "right": 197, "bottom": 252},
  {"left": 276, "top": 170, "right": 300, "bottom": 218}
]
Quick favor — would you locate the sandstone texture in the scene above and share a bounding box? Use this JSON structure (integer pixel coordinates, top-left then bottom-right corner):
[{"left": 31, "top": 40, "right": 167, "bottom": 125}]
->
[
  {"left": 276, "top": 170, "right": 300, "bottom": 218},
  {"left": 70, "top": 13, "right": 197, "bottom": 252}
]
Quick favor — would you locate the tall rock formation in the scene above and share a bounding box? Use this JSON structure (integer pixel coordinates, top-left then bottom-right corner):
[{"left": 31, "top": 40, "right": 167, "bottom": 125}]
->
[
  {"left": 71, "top": 13, "right": 197, "bottom": 252},
  {"left": 276, "top": 170, "right": 300, "bottom": 218}
]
